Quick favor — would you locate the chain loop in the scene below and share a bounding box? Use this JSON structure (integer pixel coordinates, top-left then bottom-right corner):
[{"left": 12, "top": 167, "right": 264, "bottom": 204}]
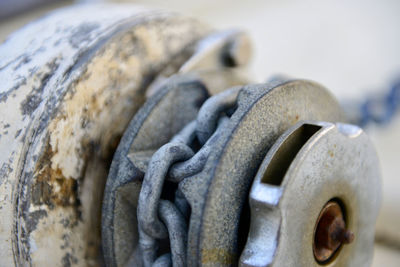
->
[
  {"left": 136, "top": 87, "right": 240, "bottom": 266},
  {"left": 347, "top": 79, "right": 400, "bottom": 126},
  {"left": 152, "top": 254, "right": 171, "bottom": 267},
  {"left": 169, "top": 116, "right": 230, "bottom": 182},
  {"left": 158, "top": 200, "right": 188, "bottom": 266},
  {"left": 196, "top": 86, "right": 240, "bottom": 144},
  {"left": 138, "top": 143, "right": 193, "bottom": 239}
]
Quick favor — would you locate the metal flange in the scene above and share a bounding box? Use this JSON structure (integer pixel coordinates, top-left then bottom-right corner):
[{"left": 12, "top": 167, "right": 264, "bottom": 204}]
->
[
  {"left": 0, "top": 3, "right": 381, "bottom": 267},
  {"left": 103, "top": 77, "right": 348, "bottom": 266},
  {"left": 183, "top": 80, "right": 346, "bottom": 266},
  {"left": 240, "top": 121, "right": 381, "bottom": 266}
]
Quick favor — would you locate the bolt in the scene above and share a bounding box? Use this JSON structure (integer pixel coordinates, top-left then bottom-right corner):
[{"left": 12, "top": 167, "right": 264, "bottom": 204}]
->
[{"left": 313, "top": 201, "right": 354, "bottom": 263}]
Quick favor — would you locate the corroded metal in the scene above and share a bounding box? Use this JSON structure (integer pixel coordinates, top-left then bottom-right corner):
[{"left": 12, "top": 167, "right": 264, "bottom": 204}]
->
[
  {"left": 102, "top": 75, "right": 214, "bottom": 267},
  {"left": 0, "top": 4, "right": 212, "bottom": 266},
  {"left": 101, "top": 27, "right": 252, "bottom": 267},
  {"left": 105, "top": 77, "right": 348, "bottom": 266},
  {"left": 185, "top": 81, "right": 346, "bottom": 266},
  {"left": 240, "top": 122, "right": 381, "bottom": 267},
  {"left": 313, "top": 200, "right": 354, "bottom": 263},
  {"left": 132, "top": 87, "right": 238, "bottom": 266},
  {"left": 0, "top": 3, "right": 381, "bottom": 267}
]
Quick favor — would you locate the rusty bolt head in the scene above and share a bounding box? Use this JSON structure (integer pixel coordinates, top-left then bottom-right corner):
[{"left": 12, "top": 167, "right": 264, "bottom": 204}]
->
[{"left": 313, "top": 200, "right": 354, "bottom": 264}]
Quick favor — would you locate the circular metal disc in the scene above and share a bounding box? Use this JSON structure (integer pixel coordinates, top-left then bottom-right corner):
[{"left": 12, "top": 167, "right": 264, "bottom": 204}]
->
[
  {"left": 179, "top": 80, "right": 347, "bottom": 266},
  {"left": 240, "top": 121, "right": 380, "bottom": 266}
]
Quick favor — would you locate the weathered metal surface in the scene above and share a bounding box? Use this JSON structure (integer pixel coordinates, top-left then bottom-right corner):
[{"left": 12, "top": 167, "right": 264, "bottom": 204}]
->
[
  {"left": 0, "top": 3, "right": 381, "bottom": 267},
  {"left": 105, "top": 76, "right": 348, "bottom": 266},
  {"left": 135, "top": 86, "right": 237, "bottom": 267},
  {"left": 102, "top": 75, "right": 211, "bottom": 267},
  {"left": 182, "top": 80, "right": 346, "bottom": 266},
  {"left": 103, "top": 77, "right": 245, "bottom": 266},
  {"left": 313, "top": 200, "right": 354, "bottom": 263},
  {"left": 179, "top": 30, "right": 251, "bottom": 73},
  {"left": 0, "top": 4, "right": 212, "bottom": 266},
  {"left": 240, "top": 122, "right": 381, "bottom": 266},
  {"left": 101, "top": 28, "right": 253, "bottom": 266}
]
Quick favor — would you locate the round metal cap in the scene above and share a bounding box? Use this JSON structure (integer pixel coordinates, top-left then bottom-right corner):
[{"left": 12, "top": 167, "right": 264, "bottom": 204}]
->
[{"left": 240, "top": 121, "right": 381, "bottom": 267}]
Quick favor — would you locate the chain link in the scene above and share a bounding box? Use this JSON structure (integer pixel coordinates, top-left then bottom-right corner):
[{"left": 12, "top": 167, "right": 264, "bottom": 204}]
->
[
  {"left": 134, "top": 76, "right": 400, "bottom": 266},
  {"left": 135, "top": 77, "right": 400, "bottom": 266},
  {"left": 136, "top": 87, "right": 240, "bottom": 266},
  {"left": 345, "top": 79, "right": 400, "bottom": 127}
]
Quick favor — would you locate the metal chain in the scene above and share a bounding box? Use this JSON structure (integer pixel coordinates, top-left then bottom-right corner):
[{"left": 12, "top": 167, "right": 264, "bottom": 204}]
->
[
  {"left": 136, "top": 87, "right": 241, "bottom": 267},
  {"left": 135, "top": 77, "right": 400, "bottom": 266},
  {"left": 267, "top": 74, "right": 400, "bottom": 127},
  {"left": 346, "top": 79, "right": 400, "bottom": 127}
]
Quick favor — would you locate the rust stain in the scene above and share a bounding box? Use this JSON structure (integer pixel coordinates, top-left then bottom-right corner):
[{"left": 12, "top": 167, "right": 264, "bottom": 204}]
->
[
  {"left": 201, "top": 248, "right": 236, "bottom": 265},
  {"left": 290, "top": 114, "right": 300, "bottom": 124},
  {"left": 31, "top": 142, "right": 78, "bottom": 208},
  {"left": 23, "top": 16, "right": 210, "bottom": 267}
]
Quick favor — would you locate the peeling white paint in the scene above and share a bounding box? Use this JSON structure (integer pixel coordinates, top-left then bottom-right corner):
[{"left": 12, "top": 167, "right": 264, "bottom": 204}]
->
[{"left": 0, "top": 4, "right": 209, "bottom": 266}]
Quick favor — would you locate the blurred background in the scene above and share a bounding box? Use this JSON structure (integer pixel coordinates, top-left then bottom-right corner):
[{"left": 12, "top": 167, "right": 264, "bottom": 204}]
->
[{"left": 1, "top": 0, "right": 399, "bottom": 266}]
